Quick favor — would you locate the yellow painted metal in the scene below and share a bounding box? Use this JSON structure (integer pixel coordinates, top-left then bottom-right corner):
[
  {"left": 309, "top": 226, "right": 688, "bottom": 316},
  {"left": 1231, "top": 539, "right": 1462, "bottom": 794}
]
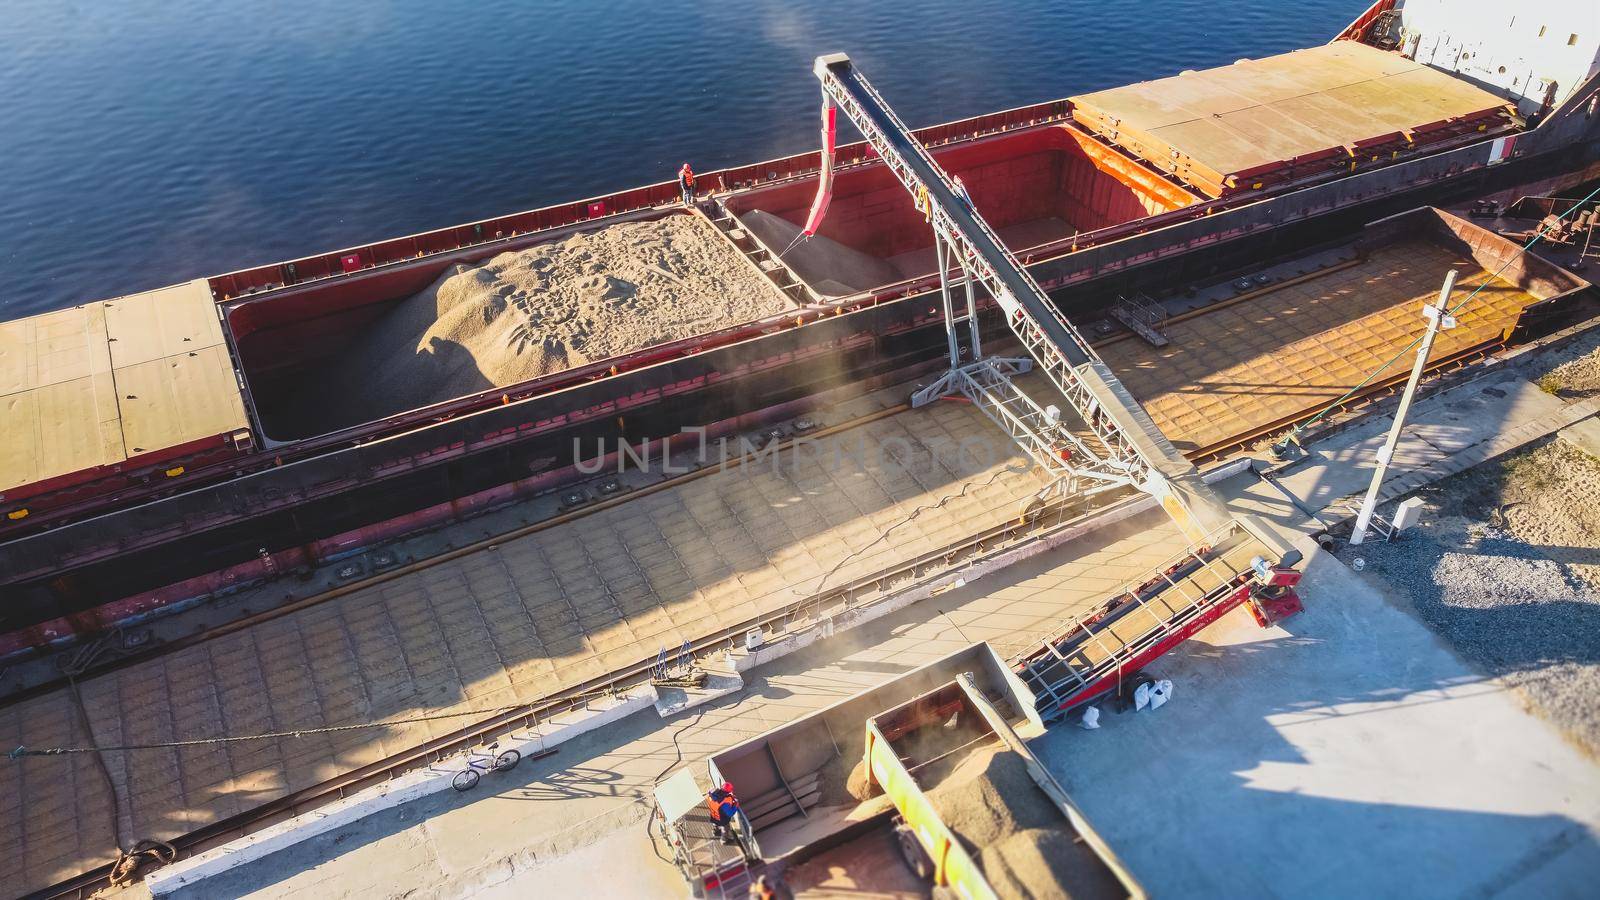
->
[
  {"left": 0, "top": 401, "right": 1052, "bottom": 895},
  {"left": 864, "top": 719, "right": 997, "bottom": 900}
]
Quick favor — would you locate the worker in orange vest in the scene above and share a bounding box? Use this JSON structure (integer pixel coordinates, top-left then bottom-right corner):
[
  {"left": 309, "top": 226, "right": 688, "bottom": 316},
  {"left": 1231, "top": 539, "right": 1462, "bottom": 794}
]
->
[
  {"left": 748, "top": 873, "right": 783, "bottom": 899},
  {"left": 707, "top": 781, "right": 740, "bottom": 841},
  {"left": 678, "top": 163, "right": 697, "bottom": 207}
]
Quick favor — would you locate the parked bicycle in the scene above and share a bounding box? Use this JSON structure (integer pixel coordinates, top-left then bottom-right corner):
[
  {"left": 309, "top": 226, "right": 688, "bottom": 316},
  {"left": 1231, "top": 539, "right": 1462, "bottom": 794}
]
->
[{"left": 452, "top": 741, "right": 521, "bottom": 791}]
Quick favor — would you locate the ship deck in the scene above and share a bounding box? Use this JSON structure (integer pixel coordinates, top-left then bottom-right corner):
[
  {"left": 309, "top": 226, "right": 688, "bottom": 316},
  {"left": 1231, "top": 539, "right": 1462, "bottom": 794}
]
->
[
  {"left": 1071, "top": 40, "right": 1512, "bottom": 197},
  {"left": 0, "top": 280, "right": 248, "bottom": 497},
  {"left": 0, "top": 398, "right": 1054, "bottom": 893},
  {"left": 0, "top": 215, "right": 1581, "bottom": 894},
  {"left": 1103, "top": 238, "right": 1547, "bottom": 456}
]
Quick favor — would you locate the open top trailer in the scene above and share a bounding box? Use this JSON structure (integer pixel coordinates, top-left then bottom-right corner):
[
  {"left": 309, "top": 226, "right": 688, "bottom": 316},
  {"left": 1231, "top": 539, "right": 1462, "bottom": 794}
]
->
[
  {"left": 653, "top": 488, "right": 1305, "bottom": 895},
  {"left": 659, "top": 642, "right": 1142, "bottom": 899}
]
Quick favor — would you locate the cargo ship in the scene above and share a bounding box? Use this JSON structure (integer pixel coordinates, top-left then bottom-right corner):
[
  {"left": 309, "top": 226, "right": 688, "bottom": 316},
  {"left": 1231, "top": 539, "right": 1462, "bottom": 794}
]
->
[{"left": 3, "top": 0, "right": 1598, "bottom": 647}]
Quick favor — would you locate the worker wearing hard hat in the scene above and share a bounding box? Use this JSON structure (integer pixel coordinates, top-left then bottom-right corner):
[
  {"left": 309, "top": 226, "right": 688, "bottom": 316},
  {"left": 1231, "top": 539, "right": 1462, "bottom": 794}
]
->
[
  {"left": 706, "top": 781, "right": 741, "bottom": 842},
  {"left": 951, "top": 175, "right": 972, "bottom": 207},
  {"left": 749, "top": 873, "right": 785, "bottom": 899}
]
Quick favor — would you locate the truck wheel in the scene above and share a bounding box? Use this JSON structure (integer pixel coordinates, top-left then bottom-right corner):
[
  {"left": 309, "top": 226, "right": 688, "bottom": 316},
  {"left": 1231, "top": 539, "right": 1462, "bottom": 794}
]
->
[{"left": 895, "top": 824, "right": 933, "bottom": 881}]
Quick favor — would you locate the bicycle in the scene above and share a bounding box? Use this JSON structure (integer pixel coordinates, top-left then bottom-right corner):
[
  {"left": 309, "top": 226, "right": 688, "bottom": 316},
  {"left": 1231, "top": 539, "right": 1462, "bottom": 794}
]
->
[{"left": 452, "top": 740, "right": 521, "bottom": 791}]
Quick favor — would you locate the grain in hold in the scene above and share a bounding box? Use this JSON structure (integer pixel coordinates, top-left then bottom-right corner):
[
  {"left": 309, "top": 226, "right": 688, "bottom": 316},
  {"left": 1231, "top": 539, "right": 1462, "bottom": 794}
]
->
[
  {"left": 737, "top": 209, "right": 900, "bottom": 296},
  {"left": 317, "top": 214, "right": 792, "bottom": 430},
  {"left": 927, "top": 744, "right": 1126, "bottom": 900}
]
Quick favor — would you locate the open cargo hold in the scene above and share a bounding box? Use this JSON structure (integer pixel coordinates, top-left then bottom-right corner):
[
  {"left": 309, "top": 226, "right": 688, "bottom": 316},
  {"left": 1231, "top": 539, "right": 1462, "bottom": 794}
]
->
[
  {"left": 725, "top": 123, "right": 1199, "bottom": 296},
  {"left": 1070, "top": 40, "right": 1515, "bottom": 198},
  {"left": 10, "top": 17, "right": 1598, "bottom": 625},
  {"left": 864, "top": 678, "right": 1128, "bottom": 900},
  {"left": 1103, "top": 206, "right": 1591, "bottom": 456},
  {"left": 696, "top": 643, "right": 1138, "bottom": 899},
  {"left": 227, "top": 210, "right": 798, "bottom": 440},
  {"left": 0, "top": 280, "right": 251, "bottom": 504}
]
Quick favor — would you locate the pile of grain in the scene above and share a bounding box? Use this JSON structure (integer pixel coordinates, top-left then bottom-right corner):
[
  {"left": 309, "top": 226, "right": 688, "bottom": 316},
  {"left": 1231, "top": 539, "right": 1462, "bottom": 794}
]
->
[
  {"left": 738, "top": 209, "right": 900, "bottom": 296},
  {"left": 928, "top": 745, "right": 1124, "bottom": 900},
  {"left": 318, "top": 214, "right": 791, "bottom": 428}
]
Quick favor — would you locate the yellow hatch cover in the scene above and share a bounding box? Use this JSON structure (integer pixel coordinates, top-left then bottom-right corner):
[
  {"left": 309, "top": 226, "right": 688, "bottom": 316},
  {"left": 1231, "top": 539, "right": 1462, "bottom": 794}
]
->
[{"left": 0, "top": 279, "right": 249, "bottom": 496}]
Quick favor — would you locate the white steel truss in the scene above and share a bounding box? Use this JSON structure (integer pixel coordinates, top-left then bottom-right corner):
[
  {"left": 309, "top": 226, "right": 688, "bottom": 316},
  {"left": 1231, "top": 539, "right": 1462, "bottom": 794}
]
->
[{"left": 816, "top": 54, "right": 1158, "bottom": 497}]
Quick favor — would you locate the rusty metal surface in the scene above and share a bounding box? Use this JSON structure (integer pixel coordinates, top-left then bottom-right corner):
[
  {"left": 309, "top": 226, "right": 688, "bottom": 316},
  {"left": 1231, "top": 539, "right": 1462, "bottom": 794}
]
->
[
  {"left": 0, "top": 400, "right": 1048, "bottom": 896},
  {"left": 1104, "top": 242, "right": 1539, "bottom": 455},
  {"left": 1070, "top": 41, "right": 1510, "bottom": 196}
]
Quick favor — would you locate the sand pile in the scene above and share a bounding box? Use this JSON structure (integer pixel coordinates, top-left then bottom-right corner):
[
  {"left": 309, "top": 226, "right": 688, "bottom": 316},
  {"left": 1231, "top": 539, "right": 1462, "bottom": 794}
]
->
[
  {"left": 928, "top": 745, "right": 1125, "bottom": 900},
  {"left": 738, "top": 209, "right": 900, "bottom": 296},
  {"left": 319, "top": 214, "right": 791, "bottom": 427}
]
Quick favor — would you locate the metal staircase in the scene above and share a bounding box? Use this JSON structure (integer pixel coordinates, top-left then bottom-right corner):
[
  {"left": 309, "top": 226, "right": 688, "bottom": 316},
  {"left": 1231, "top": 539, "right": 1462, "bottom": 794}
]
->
[
  {"left": 656, "top": 769, "right": 762, "bottom": 899},
  {"left": 1109, "top": 292, "right": 1171, "bottom": 347},
  {"left": 812, "top": 54, "right": 1228, "bottom": 539},
  {"left": 679, "top": 806, "right": 756, "bottom": 900}
]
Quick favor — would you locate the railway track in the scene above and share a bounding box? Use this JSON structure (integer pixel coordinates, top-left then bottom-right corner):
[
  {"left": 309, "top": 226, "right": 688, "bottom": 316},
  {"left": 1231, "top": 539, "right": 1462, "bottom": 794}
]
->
[
  {"left": 27, "top": 464, "right": 1109, "bottom": 900},
  {"left": 13, "top": 260, "right": 1577, "bottom": 899},
  {"left": 2, "top": 321, "right": 1507, "bottom": 714}
]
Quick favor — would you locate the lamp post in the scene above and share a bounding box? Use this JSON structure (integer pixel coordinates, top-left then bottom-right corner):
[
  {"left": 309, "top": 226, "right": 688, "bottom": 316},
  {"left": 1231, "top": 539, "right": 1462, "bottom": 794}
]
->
[{"left": 1350, "top": 270, "right": 1458, "bottom": 546}]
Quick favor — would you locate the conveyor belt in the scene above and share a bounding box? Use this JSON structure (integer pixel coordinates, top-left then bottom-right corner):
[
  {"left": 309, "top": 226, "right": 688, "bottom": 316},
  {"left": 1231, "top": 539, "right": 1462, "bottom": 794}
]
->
[{"left": 816, "top": 54, "right": 1232, "bottom": 541}]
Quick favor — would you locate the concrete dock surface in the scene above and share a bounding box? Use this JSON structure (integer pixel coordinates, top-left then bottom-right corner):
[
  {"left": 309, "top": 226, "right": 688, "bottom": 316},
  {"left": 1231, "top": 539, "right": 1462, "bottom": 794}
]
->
[
  {"left": 158, "top": 513, "right": 1193, "bottom": 900},
  {"left": 1038, "top": 548, "right": 1600, "bottom": 899},
  {"left": 2, "top": 398, "right": 1053, "bottom": 895},
  {"left": 147, "top": 357, "right": 1600, "bottom": 899},
  {"left": 6, "top": 283, "right": 1590, "bottom": 896}
]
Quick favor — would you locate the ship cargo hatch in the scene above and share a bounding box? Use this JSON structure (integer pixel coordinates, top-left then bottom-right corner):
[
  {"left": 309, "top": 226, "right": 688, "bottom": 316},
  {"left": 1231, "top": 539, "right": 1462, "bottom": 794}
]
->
[
  {"left": 723, "top": 123, "right": 1200, "bottom": 297},
  {"left": 226, "top": 209, "right": 802, "bottom": 442},
  {"left": 1069, "top": 40, "right": 1516, "bottom": 198}
]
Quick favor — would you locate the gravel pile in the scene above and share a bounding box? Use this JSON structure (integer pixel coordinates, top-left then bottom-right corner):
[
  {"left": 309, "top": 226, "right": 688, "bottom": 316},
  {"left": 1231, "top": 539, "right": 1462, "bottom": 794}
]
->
[
  {"left": 316, "top": 214, "right": 791, "bottom": 429},
  {"left": 1533, "top": 327, "right": 1600, "bottom": 399},
  {"left": 1341, "top": 438, "right": 1600, "bottom": 756}
]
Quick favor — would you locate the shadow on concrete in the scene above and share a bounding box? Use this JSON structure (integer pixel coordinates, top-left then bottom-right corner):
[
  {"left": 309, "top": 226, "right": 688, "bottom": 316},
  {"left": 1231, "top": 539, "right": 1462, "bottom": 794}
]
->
[{"left": 1031, "top": 587, "right": 1600, "bottom": 898}]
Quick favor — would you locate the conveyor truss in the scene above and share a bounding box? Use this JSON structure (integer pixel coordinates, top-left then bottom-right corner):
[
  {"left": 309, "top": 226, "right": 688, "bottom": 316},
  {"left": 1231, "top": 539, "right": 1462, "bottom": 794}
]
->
[{"left": 810, "top": 54, "right": 1228, "bottom": 543}]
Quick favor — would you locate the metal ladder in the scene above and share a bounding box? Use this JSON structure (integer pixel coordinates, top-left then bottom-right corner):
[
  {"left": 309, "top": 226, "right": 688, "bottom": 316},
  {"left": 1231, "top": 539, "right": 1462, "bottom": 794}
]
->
[
  {"left": 813, "top": 55, "right": 1224, "bottom": 537},
  {"left": 1109, "top": 293, "right": 1170, "bottom": 347},
  {"left": 701, "top": 198, "right": 816, "bottom": 305},
  {"left": 674, "top": 803, "right": 758, "bottom": 899},
  {"left": 1012, "top": 521, "right": 1262, "bottom": 719}
]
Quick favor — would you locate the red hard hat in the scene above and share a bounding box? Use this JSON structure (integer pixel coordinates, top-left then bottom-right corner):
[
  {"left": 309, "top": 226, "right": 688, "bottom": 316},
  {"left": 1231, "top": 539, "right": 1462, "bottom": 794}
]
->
[{"left": 722, "top": 781, "right": 733, "bottom": 792}]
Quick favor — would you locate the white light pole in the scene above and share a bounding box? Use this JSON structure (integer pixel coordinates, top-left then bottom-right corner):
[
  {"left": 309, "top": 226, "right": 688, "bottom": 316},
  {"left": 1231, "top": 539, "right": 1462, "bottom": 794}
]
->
[{"left": 1350, "top": 270, "right": 1458, "bottom": 546}]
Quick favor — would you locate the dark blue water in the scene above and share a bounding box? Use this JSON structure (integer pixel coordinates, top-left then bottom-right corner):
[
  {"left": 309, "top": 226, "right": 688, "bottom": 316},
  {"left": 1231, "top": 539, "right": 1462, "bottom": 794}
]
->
[{"left": 0, "top": 0, "right": 1356, "bottom": 318}]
